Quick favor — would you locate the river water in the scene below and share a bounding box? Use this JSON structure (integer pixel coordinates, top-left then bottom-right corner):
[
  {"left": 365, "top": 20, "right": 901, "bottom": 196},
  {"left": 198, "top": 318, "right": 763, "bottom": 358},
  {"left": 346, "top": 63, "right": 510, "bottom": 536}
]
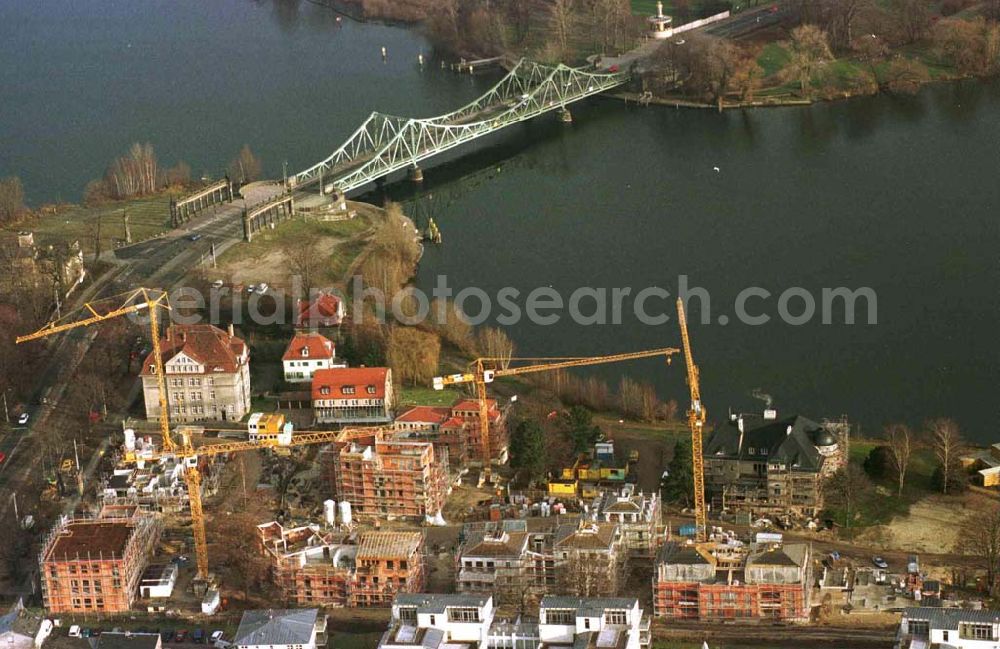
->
[{"left": 2, "top": 0, "right": 998, "bottom": 442}]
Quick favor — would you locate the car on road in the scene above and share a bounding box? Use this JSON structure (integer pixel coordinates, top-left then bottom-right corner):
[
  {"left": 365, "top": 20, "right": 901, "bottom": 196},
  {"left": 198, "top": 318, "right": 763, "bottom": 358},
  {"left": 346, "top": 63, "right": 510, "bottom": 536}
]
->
[
  {"left": 246, "top": 284, "right": 257, "bottom": 294},
  {"left": 257, "top": 282, "right": 269, "bottom": 294},
  {"left": 188, "top": 233, "right": 203, "bottom": 242},
  {"left": 211, "top": 280, "right": 224, "bottom": 289},
  {"left": 17, "top": 412, "right": 29, "bottom": 425},
  {"left": 872, "top": 556, "right": 889, "bottom": 569}
]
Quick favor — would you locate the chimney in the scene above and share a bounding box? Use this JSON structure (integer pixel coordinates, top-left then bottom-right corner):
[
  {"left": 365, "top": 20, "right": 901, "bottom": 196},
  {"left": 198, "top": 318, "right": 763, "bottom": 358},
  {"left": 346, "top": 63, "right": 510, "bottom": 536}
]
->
[
  {"left": 737, "top": 416, "right": 744, "bottom": 433},
  {"left": 786, "top": 425, "right": 793, "bottom": 436},
  {"left": 228, "top": 323, "right": 235, "bottom": 337}
]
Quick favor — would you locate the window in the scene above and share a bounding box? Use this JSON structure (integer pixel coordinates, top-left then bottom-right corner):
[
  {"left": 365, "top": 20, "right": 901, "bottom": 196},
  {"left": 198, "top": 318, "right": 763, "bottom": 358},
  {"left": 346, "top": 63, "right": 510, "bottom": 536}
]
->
[
  {"left": 342, "top": 386, "right": 356, "bottom": 395},
  {"left": 604, "top": 610, "right": 627, "bottom": 625},
  {"left": 546, "top": 609, "right": 575, "bottom": 625},
  {"left": 447, "top": 607, "right": 481, "bottom": 623},
  {"left": 960, "top": 623, "right": 994, "bottom": 641}
]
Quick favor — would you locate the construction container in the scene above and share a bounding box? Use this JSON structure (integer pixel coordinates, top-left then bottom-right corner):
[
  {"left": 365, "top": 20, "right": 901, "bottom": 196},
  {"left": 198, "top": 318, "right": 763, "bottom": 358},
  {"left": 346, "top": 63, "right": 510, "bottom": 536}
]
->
[{"left": 679, "top": 524, "right": 698, "bottom": 537}]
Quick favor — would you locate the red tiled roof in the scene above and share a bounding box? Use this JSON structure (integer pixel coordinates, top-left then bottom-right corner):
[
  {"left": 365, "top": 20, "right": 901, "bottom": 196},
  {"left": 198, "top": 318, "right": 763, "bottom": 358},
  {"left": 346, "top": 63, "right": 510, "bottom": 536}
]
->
[
  {"left": 140, "top": 324, "right": 247, "bottom": 375},
  {"left": 282, "top": 332, "right": 335, "bottom": 362},
  {"left": 440, "top": 416, "right": 466, "bottom": 430},
  {"left": 452, "top": 398, "right": 498, "bottom": 412},
  {"left": 296, "top": 292, "right": 344, "bottom": 326},
  {"left": 396, "top": 406, "right": 451, "bottom": 424},
  {"left": 312, "top": 367, "right": 389, "bottom": 401}
]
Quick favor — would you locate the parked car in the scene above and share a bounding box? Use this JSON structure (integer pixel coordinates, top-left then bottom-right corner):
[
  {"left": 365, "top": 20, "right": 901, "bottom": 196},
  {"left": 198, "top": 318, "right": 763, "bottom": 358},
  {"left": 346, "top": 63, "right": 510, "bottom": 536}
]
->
[
  {"left": 188, "top": 233, "right": 203, "bottom": 242},
  {"left": 193, "top": 630, "right": 205, "bottom": 644},
  {"left": 257, "top": 282, "right": 269, "bottom": 294},
  {"left": 17, "top": 412, "right": 29, "bottom": 425},
  {"left": 246, "top": 284, "right": 257, "bottom": 294},
  {"left": 211, "top": 280, "right": 224, "bottom": 289},
  {"left": 0, "top": 452, "right": 6, "bottom": 464},
  {"left": 161, "top": 630, "right": 175, "bottom": 642},
  {"left": 80, "top": 629, "right": 93, "bottom": 638},
  {"left": 872, "top": 556, "right": 889, "bottom": 569},
  {"left": 68, "top": 626, "right": 81, "bottom": 638},
  {"left": 175, "top": 630, "right": 188, "bottom": 643},
  {"left": 210, "top": 631, "right": 224, "bottom": 644}
]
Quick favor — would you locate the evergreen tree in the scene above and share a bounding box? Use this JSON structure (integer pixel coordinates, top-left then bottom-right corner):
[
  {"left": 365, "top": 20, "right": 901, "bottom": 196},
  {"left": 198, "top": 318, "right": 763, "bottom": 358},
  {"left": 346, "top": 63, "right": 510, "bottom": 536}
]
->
[
  {"left": 661, "top": 439, "right": 694, "bottom": 508},
  {"left": 509, "top": 419, "right": 546, "bottom": 484},
  {"left": 558, "top": 406, "right": 602, "bottom": 455},
  {"left": 863, "top": 445, "right": 893, "bottom": 481}
]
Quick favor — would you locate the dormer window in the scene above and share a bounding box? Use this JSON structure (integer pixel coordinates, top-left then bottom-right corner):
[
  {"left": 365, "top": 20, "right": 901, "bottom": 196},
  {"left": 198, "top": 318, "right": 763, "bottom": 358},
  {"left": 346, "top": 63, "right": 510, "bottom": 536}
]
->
[
  {"left": 320, "top": 386, "right": 331, "bottom": 396},
  {"left": 366, "top": 385, "right": 376, "bottom": 394},
  {"left": 342, "top": 386, "right": 356, "bottom": 395},
  {"left": 301, "top": 347, "right": 309, "bottom": 357}
]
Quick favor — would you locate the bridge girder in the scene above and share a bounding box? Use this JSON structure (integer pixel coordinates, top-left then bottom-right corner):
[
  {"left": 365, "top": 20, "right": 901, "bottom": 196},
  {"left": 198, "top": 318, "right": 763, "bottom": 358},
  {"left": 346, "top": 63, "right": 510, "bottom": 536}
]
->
[{"left": 293, "top": 59, "right": 628, "bottom": 193}]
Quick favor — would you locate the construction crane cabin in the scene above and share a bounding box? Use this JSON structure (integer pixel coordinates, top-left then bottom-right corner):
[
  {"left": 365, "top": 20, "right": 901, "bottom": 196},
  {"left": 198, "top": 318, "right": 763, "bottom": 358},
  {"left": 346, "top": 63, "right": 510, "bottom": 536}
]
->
[{"left": 432, "top": 347, "right": 681, "bottom": 485}]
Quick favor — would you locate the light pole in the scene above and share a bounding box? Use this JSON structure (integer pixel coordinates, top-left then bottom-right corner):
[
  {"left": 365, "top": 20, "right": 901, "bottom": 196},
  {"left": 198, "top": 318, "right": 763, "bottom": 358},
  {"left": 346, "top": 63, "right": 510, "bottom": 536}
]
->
[{"left": 2, "top": 390, "right": 8, "bottom": 424}]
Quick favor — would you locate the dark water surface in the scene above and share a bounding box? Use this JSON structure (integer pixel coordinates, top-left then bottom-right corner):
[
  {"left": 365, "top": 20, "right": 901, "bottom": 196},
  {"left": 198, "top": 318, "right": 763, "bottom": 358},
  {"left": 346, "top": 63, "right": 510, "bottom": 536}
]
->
[{"left": 2, "top": 1, "right": 998, "bottom": 440}]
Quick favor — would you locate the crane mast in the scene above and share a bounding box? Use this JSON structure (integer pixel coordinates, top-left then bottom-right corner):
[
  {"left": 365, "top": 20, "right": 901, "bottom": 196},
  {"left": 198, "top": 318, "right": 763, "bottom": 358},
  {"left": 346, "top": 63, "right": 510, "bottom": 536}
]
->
[
  {"left": 16, "top": 288, "right": 174, "bottom": 452},
  {"left": 434, "top": 347, "right": 681, "bottom": 485},
  {"left": 676, "top": 297, "right": 707, "bottom": 543}
]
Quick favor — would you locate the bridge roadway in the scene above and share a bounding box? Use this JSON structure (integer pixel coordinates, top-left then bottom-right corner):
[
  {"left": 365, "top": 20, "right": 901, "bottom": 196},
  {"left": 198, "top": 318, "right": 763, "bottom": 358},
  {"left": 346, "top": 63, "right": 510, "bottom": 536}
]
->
[{"left": 291, "top": 58, "right": 629, "bottom": 195}]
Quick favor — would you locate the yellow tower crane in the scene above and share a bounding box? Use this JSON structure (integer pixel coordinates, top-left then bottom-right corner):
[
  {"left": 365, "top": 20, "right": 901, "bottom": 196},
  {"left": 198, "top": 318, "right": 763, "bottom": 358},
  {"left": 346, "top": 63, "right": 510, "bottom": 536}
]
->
[
  {"left": 676, "top": 298, "right": 708, "bottom": 544},
  {"left": 127, "top": 425, "right": 386, "bottom": 581},
  {"left": 16, "top": 288, "right": 175, "bottom": 453},
  {"left": 15, "top": 286, "right": 386, "bottom": 581},
  {"left": 432, "top": 347, "right": 681, "bottom": 484}
]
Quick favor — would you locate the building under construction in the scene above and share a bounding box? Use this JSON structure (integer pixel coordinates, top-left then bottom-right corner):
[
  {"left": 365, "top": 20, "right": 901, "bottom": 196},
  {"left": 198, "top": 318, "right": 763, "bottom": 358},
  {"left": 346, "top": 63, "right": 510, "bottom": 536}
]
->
[
  {"left": 393, "top": 398, "right": 508, "bottom": 467},
  {"left": 703, "top": 411, "right": 848, "bottom": 518},
  {"left": 320, "top": 430, "right": 449, "bottom": 522},
  {"left": 258, "top": 522, "right": 424, "bottom": 608},
  {"left": 653, "top": 536, "right": 811, "bottom": 621},
  {"left": 592, "top": 485, "right": 663, "bottom": 556},
  {"left": 39, "top": 506, "right": 162, "bottom": 613}
]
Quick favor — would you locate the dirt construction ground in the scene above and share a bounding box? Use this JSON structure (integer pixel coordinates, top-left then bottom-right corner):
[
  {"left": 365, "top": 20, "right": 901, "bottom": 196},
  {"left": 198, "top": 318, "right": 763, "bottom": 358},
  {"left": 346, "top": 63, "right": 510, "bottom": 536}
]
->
[{"left": 856, "top": 491, "right": 993, "bottom": 554}]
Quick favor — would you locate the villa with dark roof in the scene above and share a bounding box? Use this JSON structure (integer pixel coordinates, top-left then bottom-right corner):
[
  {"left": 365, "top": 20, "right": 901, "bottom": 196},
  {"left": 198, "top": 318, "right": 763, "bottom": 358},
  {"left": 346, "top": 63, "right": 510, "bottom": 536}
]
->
[{"left": 703, "top": 411, "right": 846, "bottom": 517}]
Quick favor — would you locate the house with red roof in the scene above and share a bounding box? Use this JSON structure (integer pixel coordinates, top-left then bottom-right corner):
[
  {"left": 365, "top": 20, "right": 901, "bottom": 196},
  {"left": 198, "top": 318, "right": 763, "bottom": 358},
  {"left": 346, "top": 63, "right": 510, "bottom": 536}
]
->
[
  {"left": 295, "top": 291, "right": 346, "bottom": 329},
  {"left": 282, "top": 332, "right": 345, "bottom": 383},
  {"left": 392, "top": 398, "right": 507, "bottom": 466},
  {"left": 140, "top": 324, "right": 250, "bottom": 423},
  {"left": 312, "top": 367, "right": 394, "bottom": 425}
]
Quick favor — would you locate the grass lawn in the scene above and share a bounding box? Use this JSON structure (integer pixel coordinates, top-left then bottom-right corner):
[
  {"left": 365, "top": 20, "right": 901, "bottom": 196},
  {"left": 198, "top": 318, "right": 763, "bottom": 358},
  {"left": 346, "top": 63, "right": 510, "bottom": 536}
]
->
[
  {"left": 217, "top": 217, "right": 371, "bottom": 266},
  {"left": 16, "top": 194, "right": 176, "bottom": 255},
  {"left": 835, "top": 439, "right": 940, "bottom": 530},
  {"left": 328, "top": 632, "right": 385, "bottom": 649},
  {"left": 398, "top": 385, "right": 464, "bottom": 407}
]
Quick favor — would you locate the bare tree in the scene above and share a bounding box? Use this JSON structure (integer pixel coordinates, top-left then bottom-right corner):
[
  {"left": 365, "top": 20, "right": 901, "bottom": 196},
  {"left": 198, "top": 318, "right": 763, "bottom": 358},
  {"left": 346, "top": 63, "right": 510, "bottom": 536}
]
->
[
  {"left": 550, "top": 0, "right": 576, "bottom": 58},
  {"left": 0, "top": 176, "right": 26, "bottom": 225},
  {"left": 477, "top": 326, "right": 515, "bottom": 369},
  {"left": 824, "top": 464, "right": 872, "bottom": 538},
  {"left": 283, "top": 238, "right": 323, "bottom": 297},
  {"left": 884, "top": 423, "right": 913, "bottom": 496},
  {"left": 785, "top": 25, "right": 834, "bottom": 97},
  {"left": 889, "top": 0, "right": 932, "bottom": 44},
  {"left": 228, "top": 145, "right": 263, "bottom": 184},
  {"left": 106, "top": 143, "right": 159, "bottom": 199},
  {"left": 928, "top": 418, "right": 964, "bottom": 495},
  {"left": 959, "top": 506, "right": 1000, "bottom": 596},
  {"left": 386, "top": 326, "right": 441, "bottom": 385}
]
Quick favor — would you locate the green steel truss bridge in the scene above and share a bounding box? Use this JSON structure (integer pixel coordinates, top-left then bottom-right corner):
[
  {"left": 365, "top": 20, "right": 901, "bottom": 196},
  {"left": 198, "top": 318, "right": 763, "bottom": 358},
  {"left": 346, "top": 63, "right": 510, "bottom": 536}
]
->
[{"left": 291, "top": 59, "right": 629, "bottom": 194}]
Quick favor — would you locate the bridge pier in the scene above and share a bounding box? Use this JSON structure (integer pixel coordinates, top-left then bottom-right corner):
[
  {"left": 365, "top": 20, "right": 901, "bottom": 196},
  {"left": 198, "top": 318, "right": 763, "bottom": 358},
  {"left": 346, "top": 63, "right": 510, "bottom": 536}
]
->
[
  {"left": 558, "top": 107, "right": 573, "bottom": 123},
  {"left": 408, "top": 164, "right": 424, "bottom": 183}
]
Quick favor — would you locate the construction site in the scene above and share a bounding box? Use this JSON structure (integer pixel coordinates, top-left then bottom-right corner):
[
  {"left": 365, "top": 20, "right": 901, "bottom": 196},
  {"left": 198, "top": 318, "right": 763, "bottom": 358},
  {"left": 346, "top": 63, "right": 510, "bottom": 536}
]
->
[{"left": 15, "top": 283, "right": 896, "bottom": 649}]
